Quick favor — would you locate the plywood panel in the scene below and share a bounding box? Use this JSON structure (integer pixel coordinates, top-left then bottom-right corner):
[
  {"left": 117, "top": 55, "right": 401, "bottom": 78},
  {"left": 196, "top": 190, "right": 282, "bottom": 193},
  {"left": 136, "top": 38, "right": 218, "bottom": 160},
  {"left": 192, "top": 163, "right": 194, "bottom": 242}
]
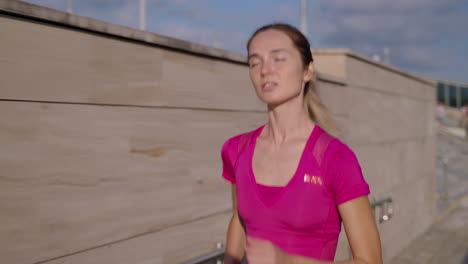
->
[
  {"left": 353, "top": 139, "right": 428, "bottom": 195},
  {"left": 44, "top": 212, "right": 232, "bottom": 264},
  {"left": 313, "top": 54, "right": 347, "bottom": 78},
  {"left": 345, "top": 85, "right": 429, "bottom": 144},
  {"left": 0, "top": 101, "right": 265, "bottom": 264},
  {"left": 316, "top": 81, "right": 348, "bottom": 117},
  {"left": 345, "top": 57, "right": 434, "bottom": 101},
  {"left": 0, "top": 16, "right": 264, "bottom": 111}
]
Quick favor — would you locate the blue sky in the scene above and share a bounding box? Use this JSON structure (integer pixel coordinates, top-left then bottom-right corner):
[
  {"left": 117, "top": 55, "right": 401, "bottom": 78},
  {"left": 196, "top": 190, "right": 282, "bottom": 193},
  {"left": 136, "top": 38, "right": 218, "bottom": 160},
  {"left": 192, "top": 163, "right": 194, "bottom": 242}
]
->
[{"left": 25, "top": 0, "right": 468, "bottom": 83}]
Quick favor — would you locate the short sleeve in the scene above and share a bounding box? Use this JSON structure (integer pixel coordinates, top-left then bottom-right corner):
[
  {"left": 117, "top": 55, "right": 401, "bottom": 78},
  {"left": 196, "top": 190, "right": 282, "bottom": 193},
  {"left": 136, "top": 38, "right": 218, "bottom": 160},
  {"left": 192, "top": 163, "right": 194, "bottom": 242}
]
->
[
  {"left": 221, "top": 136, "right": 240, "bottom": 184},
  {"left": 327, "top": 144, "right": 370, "bottom": 205}
]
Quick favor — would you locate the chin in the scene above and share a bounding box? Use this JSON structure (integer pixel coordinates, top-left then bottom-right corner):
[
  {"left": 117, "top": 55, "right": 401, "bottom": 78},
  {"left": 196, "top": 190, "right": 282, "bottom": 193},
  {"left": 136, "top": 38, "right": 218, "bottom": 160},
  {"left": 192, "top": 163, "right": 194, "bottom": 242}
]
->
[
  {"left": 258, "top": 93, "right": 293, "bottom": 107},
  {"left": 254, "top": 85, "right": 302, "bottom": 107}
]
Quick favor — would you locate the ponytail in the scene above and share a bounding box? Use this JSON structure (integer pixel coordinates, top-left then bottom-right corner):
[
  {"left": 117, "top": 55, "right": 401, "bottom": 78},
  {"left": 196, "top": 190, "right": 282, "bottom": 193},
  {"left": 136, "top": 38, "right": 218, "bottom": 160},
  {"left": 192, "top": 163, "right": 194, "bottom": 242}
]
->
[{"left": 304, "top": 80, "right": 341, "bottom": 137}]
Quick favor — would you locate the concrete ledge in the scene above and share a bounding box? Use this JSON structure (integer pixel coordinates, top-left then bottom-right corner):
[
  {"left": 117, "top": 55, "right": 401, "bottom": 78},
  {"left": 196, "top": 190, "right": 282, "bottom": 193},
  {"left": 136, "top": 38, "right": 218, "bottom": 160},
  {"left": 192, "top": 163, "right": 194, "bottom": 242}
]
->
[
  {"left": 313, "top": 48, "right": 435, "bottom": 86},
  {"left": 316, "top": 72, "right": 347, "bottom": 86},
  {"left": 0, "top": 0, "right": 248, "bottom": 64}
]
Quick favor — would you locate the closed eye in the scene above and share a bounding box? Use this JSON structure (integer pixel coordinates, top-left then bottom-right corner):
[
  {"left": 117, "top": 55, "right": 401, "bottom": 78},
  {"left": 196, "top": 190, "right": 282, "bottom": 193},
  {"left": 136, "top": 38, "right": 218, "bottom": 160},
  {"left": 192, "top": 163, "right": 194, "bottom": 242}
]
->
[
  {"left": 249, "top": 60, "right": 261, "bottom": 68},
  {"left": 274, "top": 57, "right": 286, "bottom": 62}
]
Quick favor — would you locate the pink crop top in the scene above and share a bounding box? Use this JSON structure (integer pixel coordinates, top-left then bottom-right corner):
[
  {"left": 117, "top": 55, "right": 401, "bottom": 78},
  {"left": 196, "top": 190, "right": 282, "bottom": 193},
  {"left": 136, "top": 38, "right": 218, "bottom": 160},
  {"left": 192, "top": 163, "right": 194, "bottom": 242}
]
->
[
  {"left": 257, "top": 184, "right": 284, "bottom": 206},
  {"left": 221, "top": 125, "right": 370, "bottom": 261}
]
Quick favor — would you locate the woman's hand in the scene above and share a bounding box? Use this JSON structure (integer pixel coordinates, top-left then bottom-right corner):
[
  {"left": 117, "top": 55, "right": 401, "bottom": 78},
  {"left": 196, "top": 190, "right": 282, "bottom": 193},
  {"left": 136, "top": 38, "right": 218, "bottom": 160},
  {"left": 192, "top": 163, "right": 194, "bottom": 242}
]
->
[{"left": 245, "top": 236, "right": 287, "bottom": 264}]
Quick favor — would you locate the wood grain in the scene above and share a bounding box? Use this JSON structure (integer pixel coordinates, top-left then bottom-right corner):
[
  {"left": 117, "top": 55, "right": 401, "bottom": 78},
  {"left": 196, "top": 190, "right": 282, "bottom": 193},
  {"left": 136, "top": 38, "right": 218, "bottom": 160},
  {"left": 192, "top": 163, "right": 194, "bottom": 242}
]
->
[
  {"left": 0, "top": 101, "right": 264, "bottom": 264},
  {"left": 43, "top": 212, "right": 232, "bottom": 264},
  {"left": 0, "top": 16, "right": 263, "bottom": 111}
]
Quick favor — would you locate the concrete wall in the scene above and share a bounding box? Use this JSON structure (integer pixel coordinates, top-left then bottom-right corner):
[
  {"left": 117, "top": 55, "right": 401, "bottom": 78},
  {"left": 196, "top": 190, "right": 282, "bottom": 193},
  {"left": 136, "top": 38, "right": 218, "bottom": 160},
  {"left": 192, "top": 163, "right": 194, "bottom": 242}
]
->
[
  {"left": 0, "top": 1, "right": 436, "bottom": 263},
  {"left": 314, "top": 49, "right": 437, "bottom": 261}
]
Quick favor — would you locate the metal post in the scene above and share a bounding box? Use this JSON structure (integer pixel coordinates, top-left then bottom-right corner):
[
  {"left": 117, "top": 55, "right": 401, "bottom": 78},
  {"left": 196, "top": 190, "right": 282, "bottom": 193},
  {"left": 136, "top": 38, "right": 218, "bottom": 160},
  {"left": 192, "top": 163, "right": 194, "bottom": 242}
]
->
[
  {"left": 442, "top": 157, "right": 449, "bottom": 201},
  {"left": 300, "top": 0, "right": 307, "bottom": 38},
  {"left": 444, "top": 84, "right": 450, "bottom": 106},
  {"left": 216, "top": 242, "right": 223, "bottom": 264},
  {"left": 67, "top": 0, "right": 72, "bottom": 13},
  {"left": 383, "top": 47, "right": 390, "bottom": 64},
  {"left": 456, "top": 85, "right": 462, "bottom": 108},
  {"left": 139, "top": 0, "right": 146, "bottom": 31}
]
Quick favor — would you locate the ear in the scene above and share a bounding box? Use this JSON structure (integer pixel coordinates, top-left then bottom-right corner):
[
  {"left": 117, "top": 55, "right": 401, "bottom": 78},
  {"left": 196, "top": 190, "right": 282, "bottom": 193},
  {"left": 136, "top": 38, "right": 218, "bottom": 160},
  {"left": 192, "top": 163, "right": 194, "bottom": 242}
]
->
[{"left": 303, "top": 62, "right": 314, "bottom": 82}]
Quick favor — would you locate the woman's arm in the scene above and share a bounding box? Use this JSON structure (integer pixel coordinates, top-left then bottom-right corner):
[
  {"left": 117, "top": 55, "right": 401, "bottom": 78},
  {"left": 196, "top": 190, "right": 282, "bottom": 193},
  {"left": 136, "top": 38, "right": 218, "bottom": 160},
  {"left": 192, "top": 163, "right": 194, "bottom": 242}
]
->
[
  {"left": 224, "top": 185, "right": 246, "bottom": 264},
  {"left": 335, "top": 196, "right": 382, "bottom": 264},
  {"left": 246, "top": 196, "right": 382, "bottom": 264}
]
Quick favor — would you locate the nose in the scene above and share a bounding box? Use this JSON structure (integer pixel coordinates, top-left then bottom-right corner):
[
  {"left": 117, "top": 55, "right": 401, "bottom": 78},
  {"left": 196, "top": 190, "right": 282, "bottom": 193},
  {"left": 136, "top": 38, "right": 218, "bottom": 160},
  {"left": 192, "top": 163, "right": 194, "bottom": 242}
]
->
[{"left": 260, "top": 58, "right": 273, "bottom": 76}]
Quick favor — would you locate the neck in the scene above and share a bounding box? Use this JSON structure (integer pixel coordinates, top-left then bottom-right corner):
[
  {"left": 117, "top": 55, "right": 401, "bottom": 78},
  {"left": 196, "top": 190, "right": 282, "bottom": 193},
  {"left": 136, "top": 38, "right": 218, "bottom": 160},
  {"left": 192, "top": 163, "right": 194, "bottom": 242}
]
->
[{"left": 265, "top": 96, "right": 314, "bottom": 144}]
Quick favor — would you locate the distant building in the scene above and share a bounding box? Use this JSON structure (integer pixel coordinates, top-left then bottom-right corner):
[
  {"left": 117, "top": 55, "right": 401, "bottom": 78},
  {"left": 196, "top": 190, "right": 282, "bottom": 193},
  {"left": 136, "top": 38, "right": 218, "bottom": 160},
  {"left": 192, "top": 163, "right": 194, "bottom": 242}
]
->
[{"left": 436, "top": 79, "right": 468, "bottom": 108}]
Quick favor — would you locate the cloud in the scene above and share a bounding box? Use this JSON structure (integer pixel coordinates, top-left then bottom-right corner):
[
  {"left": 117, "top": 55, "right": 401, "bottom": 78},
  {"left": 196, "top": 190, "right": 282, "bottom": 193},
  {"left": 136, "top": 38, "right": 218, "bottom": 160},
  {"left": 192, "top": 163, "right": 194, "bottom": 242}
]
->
[
  {"left": 394, "top": 46, "right": 455, "bottom": 71},
  {"left": 277, "top": 4, "right": 297, "bottom": 21},
  {"left": 23, "top": 0, "right": 66, "bottom": 10},
  {"left": 312, "top": 0, "right": 467, "bottom": 75},
  {"left": 108, "top": 2, "right": 138, "bottom": 28},
  {"left": 76, "top": 0, "right": 188, "bottom": 9},
  {"left": 324, "top": 0, "right": 464, "bottom": 12},
  {"left": 149, "top": 1, "right": 300, "bottom": 54}
]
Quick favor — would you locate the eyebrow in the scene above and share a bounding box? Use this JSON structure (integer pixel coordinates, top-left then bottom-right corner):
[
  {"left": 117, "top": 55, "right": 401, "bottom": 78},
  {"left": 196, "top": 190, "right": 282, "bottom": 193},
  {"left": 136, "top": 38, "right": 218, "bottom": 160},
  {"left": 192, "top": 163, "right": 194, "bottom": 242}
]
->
[{"left": 248, "top": 48, "right": 290, "bottom": 60}]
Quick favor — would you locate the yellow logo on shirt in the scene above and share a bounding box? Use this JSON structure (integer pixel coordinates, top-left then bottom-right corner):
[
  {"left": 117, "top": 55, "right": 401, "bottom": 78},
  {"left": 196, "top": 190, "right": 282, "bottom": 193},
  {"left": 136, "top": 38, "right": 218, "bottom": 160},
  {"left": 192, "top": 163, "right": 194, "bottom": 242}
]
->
[{"left": 304, "top": 174, "right": 323, "bottom": 186}]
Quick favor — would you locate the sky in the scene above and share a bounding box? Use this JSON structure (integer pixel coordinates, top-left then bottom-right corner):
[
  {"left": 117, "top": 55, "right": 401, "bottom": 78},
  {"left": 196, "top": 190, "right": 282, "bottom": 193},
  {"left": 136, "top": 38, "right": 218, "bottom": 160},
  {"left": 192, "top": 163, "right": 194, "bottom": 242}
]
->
[{"left": 25, "top": 0, "right": 468, "bottom": 83}]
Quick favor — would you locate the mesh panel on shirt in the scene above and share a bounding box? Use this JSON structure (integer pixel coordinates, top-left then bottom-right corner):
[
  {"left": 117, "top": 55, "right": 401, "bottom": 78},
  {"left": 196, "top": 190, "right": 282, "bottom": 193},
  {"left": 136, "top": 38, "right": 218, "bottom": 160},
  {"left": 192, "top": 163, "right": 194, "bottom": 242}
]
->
[
  {"left": 312, "top": 132, "right": 334, "bottom": 168},
  {"left": 236, "top": 130, "right": 255, "bottom": 161}
]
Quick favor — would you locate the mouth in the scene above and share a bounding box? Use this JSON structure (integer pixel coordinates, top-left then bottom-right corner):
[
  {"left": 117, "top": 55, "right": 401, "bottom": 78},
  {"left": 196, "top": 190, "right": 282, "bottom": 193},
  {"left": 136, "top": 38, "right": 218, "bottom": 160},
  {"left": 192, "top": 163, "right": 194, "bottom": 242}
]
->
[{"left": 261, "top": 81, "right": 277, "bottom": 91}]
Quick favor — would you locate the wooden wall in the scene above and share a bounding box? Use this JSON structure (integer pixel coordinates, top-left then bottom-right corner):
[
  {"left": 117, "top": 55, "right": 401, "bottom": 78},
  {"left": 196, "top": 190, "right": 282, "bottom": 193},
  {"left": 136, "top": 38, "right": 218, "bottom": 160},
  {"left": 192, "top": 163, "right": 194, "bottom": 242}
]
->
[{"left": 0, "top": 10, "right": 266, "bottom": 264}]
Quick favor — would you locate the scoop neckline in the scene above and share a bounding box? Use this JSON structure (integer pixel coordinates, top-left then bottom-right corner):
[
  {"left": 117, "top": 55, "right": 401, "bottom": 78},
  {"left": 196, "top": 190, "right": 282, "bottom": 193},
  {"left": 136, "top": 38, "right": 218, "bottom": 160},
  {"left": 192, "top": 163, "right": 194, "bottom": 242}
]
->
[{"left": 249, "top": 123, "right": 319, "bottom": 208}]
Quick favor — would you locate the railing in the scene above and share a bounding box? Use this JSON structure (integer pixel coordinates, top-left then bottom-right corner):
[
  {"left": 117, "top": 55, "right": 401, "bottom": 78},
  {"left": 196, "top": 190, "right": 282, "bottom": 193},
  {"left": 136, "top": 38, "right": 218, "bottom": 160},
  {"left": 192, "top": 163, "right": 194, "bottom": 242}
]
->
[
  {"left": 439, "top": 150, "right": 458, "bottom": 202},
  {"left": 371, "top": 197, "right": 393, "bottom": 223},
  {"left": 181, "top": 242, "right": 224, "bottom": 264},
  {"left": 182, "top": 197, "right": 393, "bottom": 264}
]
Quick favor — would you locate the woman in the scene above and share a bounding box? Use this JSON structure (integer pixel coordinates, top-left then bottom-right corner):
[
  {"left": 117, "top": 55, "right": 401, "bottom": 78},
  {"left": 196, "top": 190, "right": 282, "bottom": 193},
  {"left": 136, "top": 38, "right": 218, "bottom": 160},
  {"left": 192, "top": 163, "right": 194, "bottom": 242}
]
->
[{"left": 221, "top": 23, "right": 382, "bottom": 264}]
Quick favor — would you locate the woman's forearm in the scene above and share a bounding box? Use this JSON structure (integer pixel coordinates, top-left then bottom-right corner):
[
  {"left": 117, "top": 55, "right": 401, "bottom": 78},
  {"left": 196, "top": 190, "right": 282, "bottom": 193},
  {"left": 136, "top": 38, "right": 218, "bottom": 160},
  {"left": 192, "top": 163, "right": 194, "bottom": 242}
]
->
[
  {"left": 224, "top": 215, "right": 246, "bottom": 264},
  {"left": 333, "top": 257, "right": 370, "bottom": 264},
  {"left": 284, "top": 252, "right": 371, "bottom": 264}
]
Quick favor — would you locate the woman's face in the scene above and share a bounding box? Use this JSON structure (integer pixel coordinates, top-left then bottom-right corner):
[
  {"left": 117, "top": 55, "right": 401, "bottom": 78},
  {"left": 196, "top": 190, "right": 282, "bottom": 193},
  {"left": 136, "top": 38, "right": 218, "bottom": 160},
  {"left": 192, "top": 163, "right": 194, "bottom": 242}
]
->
[{"left": 248, "top": 29, "right": 313, "bottom": 106}]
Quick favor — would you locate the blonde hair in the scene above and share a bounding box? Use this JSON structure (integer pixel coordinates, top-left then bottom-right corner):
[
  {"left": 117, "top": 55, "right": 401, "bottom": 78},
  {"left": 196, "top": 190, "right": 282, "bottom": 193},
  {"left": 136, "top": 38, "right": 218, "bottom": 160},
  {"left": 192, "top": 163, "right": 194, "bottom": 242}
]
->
[
  {"left": 248, "top": 23, "right": 340, "bottom": 137},
  {"left": 304, "top": 79, "right": 340, "bottom": 137}
]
